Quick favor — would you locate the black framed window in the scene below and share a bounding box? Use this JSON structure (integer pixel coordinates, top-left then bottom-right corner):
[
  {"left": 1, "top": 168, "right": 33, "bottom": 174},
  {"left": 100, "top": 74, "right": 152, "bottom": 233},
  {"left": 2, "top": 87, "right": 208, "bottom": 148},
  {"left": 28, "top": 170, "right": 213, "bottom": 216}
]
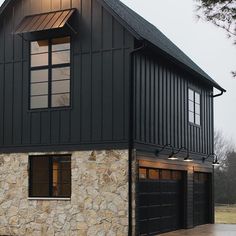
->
[
  {"left": 29, "top": 155, "right": 71, "bottom": 198},
  {"left": 188, "top": 88, "right": 201, "bottom": 125},
  {"left": 30, "top": 37, "right": 71, "bottom": 109}
]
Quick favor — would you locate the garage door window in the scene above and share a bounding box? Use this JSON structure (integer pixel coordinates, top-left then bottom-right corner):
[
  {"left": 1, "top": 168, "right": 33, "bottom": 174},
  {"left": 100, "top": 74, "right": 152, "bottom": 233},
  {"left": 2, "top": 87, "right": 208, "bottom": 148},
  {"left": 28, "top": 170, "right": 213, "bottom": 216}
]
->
[
  {"left": 149, "top": 169, "right": 159, "bottom": 179},
  {"left": 161, "top": 170, "right": 172, "bottom": 180},
  {"left": 139, "top": 168, "right": 147, "bottom": 179}
]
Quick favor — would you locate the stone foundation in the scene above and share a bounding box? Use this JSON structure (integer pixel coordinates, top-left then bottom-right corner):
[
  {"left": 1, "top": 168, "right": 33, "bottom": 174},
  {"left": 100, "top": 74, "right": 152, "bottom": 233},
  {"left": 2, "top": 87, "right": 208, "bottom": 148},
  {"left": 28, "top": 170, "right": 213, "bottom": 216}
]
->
[{"left": 0, "top": 150, "right": 129, "bottom": 236}]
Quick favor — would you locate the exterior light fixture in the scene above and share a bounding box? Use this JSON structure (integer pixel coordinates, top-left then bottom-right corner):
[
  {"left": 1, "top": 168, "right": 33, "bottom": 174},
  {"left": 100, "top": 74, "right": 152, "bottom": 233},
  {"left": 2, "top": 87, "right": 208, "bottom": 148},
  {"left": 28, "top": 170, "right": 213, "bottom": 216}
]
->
[
  {"left": 202, "top": 153, "right": 220, "bottom": 166},
  {"left": 212, "top": 159, "right": 220, "bottom": 167},
  {"left": 168, "top": 153, "right": 179, "bottom": 160},
  {"left": 168, "top": 147, "right": 186, "bottom": 160},
  {"left": 212, "top": 154, "right": 220, "bottom": 167},
  {"left": 156, "top": 144, "right": 173, "bottom": 156},
  {"left": 184, "top": 150, "right": 193, "bottom": 162}
]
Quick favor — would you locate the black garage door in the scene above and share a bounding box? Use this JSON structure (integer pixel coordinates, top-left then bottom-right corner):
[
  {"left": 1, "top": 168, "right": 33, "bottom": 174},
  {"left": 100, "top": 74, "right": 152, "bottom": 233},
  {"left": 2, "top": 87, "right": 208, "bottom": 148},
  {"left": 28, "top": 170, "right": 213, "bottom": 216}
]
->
[
  {"left": 137, "top": 168, "right": 185, "bottom": 236},
  {"left": 194, "top": 172, "right": 211, "bottom": 226}
]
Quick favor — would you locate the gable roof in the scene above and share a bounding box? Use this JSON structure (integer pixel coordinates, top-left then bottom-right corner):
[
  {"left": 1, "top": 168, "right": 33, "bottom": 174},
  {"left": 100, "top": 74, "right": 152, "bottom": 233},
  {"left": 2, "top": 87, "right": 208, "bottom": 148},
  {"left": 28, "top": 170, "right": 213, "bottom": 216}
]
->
[
  {"left": 0, "top": 0, "right": 11, "bottom": 16},
  {"left": 0, "top": 0, "right": 225, "bottom": 92},
  {"left": 98, "top": 0, "right": 225, "bottom": 92}
]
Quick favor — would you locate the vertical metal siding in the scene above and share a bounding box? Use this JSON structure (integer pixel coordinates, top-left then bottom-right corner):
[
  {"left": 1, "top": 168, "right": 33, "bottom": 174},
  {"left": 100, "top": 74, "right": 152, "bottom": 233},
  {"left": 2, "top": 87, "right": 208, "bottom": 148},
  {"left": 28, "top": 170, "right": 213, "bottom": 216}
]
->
[
  {"left": 133, "top": 52, "right": 214, "bottom": 155},
  {"left": 0, "top": 0, "right": 134, "bottom": 151}
]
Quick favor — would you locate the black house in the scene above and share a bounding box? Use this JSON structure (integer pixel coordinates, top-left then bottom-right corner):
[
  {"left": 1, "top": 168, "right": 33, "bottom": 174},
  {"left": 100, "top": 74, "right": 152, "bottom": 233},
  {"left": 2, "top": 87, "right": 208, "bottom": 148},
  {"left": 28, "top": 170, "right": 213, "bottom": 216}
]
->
[{"left": 0, "top": 0, "right": 225, "bottom": 235}]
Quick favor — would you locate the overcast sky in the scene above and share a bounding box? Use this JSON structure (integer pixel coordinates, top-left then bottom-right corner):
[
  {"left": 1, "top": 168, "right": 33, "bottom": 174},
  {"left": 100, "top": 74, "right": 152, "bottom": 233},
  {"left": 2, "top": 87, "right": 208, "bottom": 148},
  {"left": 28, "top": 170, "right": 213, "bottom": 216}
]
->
[{"left": 0, "top": 0, "right": 236, "bottom": 143}]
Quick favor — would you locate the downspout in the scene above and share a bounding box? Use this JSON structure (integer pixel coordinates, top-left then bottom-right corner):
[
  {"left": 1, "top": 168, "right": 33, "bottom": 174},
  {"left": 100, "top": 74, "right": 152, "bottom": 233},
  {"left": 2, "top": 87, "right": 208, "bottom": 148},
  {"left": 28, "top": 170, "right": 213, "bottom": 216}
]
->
[
  {"left": 210, "top": 88, "right": 224, "bottom": 223},
  {"left": 128, "top": 40, "right": 147, "bottom": 236}
]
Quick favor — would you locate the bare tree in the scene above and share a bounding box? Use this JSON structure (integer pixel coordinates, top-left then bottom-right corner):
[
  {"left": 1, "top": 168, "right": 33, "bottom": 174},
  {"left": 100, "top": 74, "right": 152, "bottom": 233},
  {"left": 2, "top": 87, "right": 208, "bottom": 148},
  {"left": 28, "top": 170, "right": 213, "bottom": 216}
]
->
[
  {"left": 214, "top": 130, "right": 236, "bottom": 204},
  {"left": 214, "top": 129, "right": 234, "bottom": 167}
]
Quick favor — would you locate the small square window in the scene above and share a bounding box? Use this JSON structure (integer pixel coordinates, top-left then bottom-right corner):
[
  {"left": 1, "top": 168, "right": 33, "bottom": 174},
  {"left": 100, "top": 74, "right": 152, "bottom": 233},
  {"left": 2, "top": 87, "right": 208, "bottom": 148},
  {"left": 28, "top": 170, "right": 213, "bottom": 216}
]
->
[
  {"left": 195, "top": 93, "right": 200, "bottom": 104},
  {"left": 195, "top": 104, "right": 200, "bottom": 115},
  {"left": 189, "top": 111, "right": 194, "bottom": 123},
  {"left": 189, "top": 89, "right": 194, "bottom": 101},
  {"left": 189, "top": 101, "right": 194, "bottom": 112},
  {"left": 29, "top": 155, "right": 71, "bottom": 198},
  {"left": 195, "top": 114, "right": 200, "bottom": 125}
]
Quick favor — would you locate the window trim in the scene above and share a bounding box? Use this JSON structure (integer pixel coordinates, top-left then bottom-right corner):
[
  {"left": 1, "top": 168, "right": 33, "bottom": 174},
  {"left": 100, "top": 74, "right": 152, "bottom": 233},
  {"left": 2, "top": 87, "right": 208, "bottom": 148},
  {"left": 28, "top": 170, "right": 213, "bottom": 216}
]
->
[
  {"left": 29, "top": 154, "right": 72, "bottom": 199},
  {"left": 29, "top": 36, "right": 72, "bottom": 111},
  {"left": 28, "top": 197, "right": 71, "bottom": 201},
  {"left": 188, "top": 88, "right": 201, "bottom": 127}
]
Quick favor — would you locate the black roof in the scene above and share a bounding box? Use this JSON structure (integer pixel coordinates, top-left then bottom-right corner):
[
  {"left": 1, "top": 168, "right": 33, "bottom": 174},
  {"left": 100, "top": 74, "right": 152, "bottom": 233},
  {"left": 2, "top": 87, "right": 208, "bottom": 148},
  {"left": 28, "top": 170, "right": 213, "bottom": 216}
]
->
[{"left": 0, "top": 0, "right": 225, "bottom": 92}]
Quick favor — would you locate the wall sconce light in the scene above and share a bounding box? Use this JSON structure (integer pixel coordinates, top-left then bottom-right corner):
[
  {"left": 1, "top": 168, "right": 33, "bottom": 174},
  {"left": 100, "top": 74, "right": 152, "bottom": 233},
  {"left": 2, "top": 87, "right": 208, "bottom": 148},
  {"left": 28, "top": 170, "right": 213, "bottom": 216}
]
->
[
  {"left": 183, "top": 150, "right": 193, "bottom": 162},
  {"left": 156, "top": 144, "right": 173, "bottom": 156},
  {"left": 168, "top": 146, "right": 186, "bottom": 160},
  {"left": 212, "top": 157, "right": 220, "bottom": 167},
  {"left": 202, "top": 153, "right": 220, "bottom": 166}
]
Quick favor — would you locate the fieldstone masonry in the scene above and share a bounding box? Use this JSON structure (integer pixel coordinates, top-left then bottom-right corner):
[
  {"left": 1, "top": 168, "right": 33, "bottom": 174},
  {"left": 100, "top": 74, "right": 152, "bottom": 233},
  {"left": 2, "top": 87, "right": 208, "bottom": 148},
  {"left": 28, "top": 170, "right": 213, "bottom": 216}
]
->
[{"left": 0, "top": 150, "right": 130, "bottom": 236}]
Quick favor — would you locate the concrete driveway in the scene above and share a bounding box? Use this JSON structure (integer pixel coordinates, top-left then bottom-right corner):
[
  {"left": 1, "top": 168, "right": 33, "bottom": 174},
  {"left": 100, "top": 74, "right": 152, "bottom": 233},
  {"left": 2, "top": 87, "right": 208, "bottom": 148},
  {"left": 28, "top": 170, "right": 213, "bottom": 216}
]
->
[{"left": 160, "top": 224, "right": 236, "bottom": 236}]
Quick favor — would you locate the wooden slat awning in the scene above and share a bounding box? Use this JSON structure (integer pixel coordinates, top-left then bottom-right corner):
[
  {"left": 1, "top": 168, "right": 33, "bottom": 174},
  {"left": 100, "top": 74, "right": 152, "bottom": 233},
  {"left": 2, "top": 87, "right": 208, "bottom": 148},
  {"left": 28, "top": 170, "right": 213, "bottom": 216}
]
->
[{"left": 15, "top": 9, "right": 76, "bottom": 34}]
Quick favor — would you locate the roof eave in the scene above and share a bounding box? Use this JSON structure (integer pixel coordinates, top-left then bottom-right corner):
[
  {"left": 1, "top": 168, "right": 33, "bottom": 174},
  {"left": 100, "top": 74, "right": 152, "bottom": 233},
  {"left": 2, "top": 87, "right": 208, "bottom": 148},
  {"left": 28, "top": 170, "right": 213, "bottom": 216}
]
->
[
  {"left": 0, "top": 0, "right": 12, "bottom": 16},
  {"left": 144, "top": 41, "right": 226, "bottom": 92}
]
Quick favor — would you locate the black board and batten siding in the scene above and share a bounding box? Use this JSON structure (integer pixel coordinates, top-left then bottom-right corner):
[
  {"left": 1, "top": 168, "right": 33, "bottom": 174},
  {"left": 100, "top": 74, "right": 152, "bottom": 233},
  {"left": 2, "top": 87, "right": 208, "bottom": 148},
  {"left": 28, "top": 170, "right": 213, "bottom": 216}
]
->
[
  {"left": 133, "top": 52, "right": 214, "bottom": 157},
  {"left": 0, "top": 0, "right": 134, "bottom": 152}
]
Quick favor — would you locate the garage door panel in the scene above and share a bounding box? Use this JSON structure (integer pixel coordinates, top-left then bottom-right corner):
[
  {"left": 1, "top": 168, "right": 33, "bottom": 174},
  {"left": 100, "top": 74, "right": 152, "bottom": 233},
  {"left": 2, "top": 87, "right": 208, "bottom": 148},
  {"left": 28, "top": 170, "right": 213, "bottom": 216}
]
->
[
  {"left": 137, "top": 168, "right": 185, "bottom": 235},
  {"left": 161, "top": 193, "right": 176, "bottom": 205},
  {"left": 139, "top": 220, "right": 148, "bottom": 235},
  {"left": 148, "top": 218, "right": 161, "bottom": 234},
  {"left": 161, "top": 216, "right": 173, "bottom": 232},
  {"left": 138, "top": 181, "right": 150, "bottom": 192},
  {"left": 149, "top": 205, "right": 162, "bottom": 218},
  {"left": 194, "top": 172, "right": 211, "bottom": 226},
  {"left": 138, "top": 193, "right": 149, "bottom": 206},
  {"left": 148, "top": 193, "right": 161, "bottom": 205},
  {"left": 161, "top": 205, "right": 174, "bottom": 217},
  {"left": 148, "top": 181, "right": 161, "bottom": 192},
  {"left": 138, "top": 207, "right": 148, "bottom": 220}
]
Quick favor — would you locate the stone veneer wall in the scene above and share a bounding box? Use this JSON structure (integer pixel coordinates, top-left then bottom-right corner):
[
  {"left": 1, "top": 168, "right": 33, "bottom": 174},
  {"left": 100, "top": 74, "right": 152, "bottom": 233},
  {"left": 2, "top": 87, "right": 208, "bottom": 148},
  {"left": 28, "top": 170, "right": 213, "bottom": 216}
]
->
[{"left": 0, "top": 150, "right": 130, "bottom": 236}]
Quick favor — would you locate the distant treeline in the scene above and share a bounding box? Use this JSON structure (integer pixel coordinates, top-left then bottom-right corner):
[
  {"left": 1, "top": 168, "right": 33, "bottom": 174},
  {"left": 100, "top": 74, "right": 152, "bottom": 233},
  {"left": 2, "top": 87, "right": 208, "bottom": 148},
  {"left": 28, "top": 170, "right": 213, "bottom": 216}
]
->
[{"left": 215, "top": 151, "right": 236, "bottom": 204}]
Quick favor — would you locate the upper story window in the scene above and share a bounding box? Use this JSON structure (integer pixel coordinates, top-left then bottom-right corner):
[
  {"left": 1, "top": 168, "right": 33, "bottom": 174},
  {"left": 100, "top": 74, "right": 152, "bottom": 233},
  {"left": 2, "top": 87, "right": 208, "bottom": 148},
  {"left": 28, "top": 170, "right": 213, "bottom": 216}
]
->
[
  {"left": 29, "top": 155, "right": 71, "bottom": 198},
  {"left": 188, "top": 88, "right": 201, "bottom": 125},
  {"left": 30, "top": 37, "right": 71, "bottom": 109}
]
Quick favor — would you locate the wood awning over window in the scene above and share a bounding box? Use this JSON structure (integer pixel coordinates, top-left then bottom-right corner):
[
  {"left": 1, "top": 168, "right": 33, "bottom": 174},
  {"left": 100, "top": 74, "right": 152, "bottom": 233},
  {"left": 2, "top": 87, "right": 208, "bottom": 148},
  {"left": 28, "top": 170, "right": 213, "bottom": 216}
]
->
[{"left": 15, "top": 9, "right": 76, "bottom": 34}]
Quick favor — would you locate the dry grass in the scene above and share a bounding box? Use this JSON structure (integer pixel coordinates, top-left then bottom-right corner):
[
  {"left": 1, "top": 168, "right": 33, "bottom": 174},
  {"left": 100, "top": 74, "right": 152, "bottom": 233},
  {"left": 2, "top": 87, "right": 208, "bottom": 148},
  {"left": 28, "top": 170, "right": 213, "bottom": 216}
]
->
[{"left": 215, "top": 205, "right": 236, "bottom": 224}]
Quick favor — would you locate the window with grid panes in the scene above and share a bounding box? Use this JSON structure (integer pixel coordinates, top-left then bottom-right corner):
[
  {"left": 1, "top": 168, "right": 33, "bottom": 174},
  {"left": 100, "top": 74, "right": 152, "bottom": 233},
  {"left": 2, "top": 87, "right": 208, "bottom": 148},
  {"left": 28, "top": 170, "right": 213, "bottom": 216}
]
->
[
  {"left": 29, "top": 155, "right": 71, "bottom": 198},
  {"left": 188, "top": 88, "right": 201, "bottom": 125},
  {"left": 30, "top": 37, "right": 71, "bottom": 109}
]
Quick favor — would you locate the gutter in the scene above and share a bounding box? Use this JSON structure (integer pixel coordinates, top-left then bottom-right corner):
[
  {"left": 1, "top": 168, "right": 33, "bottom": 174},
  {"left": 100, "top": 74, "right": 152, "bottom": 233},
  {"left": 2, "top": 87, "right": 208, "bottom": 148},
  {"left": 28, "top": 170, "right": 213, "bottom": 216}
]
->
[
  {"left": 128, "top": 40, "right": 147, "bottom": 236},
  {"left": 211, "top": 90, "right": 225, "bottom": 98}
]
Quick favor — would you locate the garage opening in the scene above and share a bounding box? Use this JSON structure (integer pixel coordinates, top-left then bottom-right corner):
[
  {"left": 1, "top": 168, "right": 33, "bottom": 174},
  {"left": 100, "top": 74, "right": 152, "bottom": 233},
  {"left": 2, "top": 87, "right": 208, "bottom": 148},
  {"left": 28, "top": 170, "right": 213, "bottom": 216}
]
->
[
  {"left": 137, "top": 167, "right": 186, "bottom": 235},
  {"left": 194, "top": 172, "right": 212, "bottom": 226}
]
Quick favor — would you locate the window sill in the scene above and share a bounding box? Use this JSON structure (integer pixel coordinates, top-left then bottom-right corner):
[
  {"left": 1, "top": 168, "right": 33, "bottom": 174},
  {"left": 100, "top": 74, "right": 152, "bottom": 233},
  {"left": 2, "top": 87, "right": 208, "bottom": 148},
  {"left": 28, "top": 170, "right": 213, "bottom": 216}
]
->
[
  {"left": 27, "top": 106, "right": 72, "bottom": 113},
  {"left": 189, "top": 122, "right": 201, "bottom": 128},
  {"left": 28, "top": 197, "right": 71, "bottom": 201}
]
